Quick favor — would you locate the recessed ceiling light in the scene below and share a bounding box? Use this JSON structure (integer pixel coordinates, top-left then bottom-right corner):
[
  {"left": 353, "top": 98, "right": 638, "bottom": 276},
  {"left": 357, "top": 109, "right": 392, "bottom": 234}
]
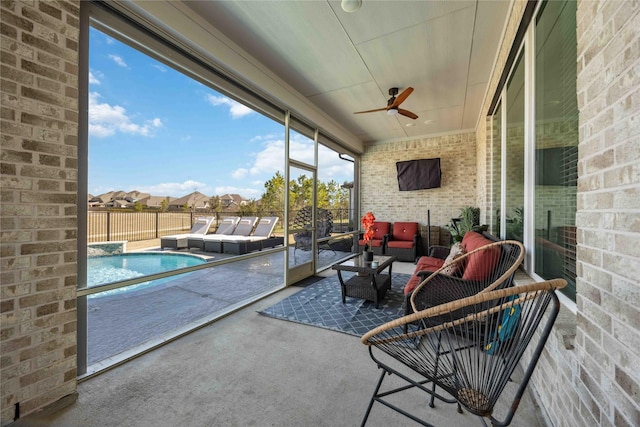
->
[
  {"left": 424, "top": 120, "right": 433, "bottom": 124},
  {"left": 405, "top": 123, "right": 414, "bottom": 127},
  {"left": 341, "top": 0, "right": 362, "bottom": 13}
]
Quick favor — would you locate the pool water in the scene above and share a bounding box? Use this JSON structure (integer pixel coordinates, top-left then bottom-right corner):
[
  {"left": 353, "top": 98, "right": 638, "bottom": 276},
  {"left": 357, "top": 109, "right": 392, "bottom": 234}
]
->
[{"left": 88, "top": 253, "right": 206, "bottom": 297}]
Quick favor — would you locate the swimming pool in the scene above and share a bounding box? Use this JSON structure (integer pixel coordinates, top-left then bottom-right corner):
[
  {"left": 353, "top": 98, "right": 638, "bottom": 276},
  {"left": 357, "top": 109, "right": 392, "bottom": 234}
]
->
[{"left": 88, "top": 253, "right": 206, "bottom": 297}]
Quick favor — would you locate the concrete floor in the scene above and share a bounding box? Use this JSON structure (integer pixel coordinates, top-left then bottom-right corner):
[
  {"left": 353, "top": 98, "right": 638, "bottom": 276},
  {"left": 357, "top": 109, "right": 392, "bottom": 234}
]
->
[{"left": 13, "top": 260, "right": 548, "bottom": 427}]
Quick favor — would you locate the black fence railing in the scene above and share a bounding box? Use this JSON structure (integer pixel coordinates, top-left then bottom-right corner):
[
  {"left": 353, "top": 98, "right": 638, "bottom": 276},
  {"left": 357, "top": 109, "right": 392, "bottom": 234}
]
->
[{"left": 87, "top": 208, "right": 354, "bottom": 243}]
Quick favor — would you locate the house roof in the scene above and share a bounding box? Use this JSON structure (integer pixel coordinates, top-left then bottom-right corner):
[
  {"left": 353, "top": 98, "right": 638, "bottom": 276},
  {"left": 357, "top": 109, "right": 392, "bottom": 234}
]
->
[{"left": 170, "top": 191, "right": 211, "bottom": 208}]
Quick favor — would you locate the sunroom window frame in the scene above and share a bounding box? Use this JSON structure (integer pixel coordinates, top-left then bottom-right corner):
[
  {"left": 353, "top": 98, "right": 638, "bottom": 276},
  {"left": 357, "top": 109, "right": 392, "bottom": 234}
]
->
[{"left": 490, "top": 0, "right": 577, "bottom": 312}]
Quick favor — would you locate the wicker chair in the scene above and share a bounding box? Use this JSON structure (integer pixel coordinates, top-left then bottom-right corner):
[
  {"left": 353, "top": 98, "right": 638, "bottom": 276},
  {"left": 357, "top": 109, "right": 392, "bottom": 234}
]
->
[
  {"left": 405, "top": 240, "right": 525, "bottom": 317},
  {"left": 292, "top": 206, "right": 334, "bottom": 254},
  {"left": 386, "top": 221, "right": 421, "bottom": 262},
  {"left": 360, "top": 278, "right": 567, "bottom": 427}
]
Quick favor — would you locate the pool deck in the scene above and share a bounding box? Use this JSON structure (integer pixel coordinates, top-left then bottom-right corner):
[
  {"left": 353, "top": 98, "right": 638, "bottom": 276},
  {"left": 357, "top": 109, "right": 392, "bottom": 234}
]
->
[{"left": 85, "top": 238, "right": 356, "bottom": 368}]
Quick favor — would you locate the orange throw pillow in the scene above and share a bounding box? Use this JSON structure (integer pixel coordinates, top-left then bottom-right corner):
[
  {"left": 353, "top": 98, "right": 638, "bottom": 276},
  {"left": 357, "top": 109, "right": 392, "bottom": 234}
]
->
[{"left": 461, "top": 232, "right": 500, "bottom": 281}]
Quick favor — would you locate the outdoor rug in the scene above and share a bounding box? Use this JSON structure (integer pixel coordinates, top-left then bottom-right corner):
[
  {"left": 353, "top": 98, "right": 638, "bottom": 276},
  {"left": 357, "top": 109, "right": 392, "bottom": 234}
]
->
[{"left": 259, "top": 272, "right": 412, "bottom": 337}]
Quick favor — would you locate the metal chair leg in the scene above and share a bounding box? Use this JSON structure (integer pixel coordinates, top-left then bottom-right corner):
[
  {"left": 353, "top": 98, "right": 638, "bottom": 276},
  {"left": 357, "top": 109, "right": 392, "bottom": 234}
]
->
[{"left": 361, "top": 369, "right": 388, "bottom": 427}]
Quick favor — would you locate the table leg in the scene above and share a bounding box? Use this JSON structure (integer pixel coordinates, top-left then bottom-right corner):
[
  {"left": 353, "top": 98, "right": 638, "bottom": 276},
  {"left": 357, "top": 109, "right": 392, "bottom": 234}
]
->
[
  {"left": 337, "top": 270, "right": 347, "bottom": 303},
  {"left": 370, "top": 274, "right": 379, "bottom": 309}
]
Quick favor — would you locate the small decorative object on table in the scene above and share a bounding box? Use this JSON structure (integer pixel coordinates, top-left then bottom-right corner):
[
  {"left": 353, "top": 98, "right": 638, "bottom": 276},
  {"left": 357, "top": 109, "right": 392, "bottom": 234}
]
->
[{"left": 361, "top": 211, "right": 376, "bottom": 262}]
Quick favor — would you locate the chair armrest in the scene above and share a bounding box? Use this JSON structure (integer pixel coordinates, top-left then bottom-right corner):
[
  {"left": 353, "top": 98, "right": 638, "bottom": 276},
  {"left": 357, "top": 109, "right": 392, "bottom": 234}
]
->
[{"left": 427, "top": 245, "right": 450, "bottom": 259}]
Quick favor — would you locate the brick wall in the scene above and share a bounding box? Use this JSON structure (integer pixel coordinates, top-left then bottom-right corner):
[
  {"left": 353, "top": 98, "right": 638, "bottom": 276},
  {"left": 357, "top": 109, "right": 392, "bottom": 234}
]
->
[
  {"left": 361, "top": 132, "right": 477, "bottom": 248},
  {"left": 475, "top": 1, "right": 640, "bottom": 426},
  {"left": 573, "top": 0, "right": 640, "bottom": 426},
  {"left": 0, "top": 1, "right": 80, "bottom": 424}
]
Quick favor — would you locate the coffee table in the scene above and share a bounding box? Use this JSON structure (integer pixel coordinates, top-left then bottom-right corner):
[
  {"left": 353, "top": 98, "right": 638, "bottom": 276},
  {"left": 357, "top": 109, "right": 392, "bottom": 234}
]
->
[{"left": 331, "top": 254, "right": 396, "bottom": 308}]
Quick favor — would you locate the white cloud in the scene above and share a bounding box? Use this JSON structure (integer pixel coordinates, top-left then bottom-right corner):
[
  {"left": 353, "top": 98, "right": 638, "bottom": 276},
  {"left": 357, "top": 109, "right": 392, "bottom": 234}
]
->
[
  {"left": 244, "top": 134, "right": 314, "bottom": 177},
  {"left": 206, "top": 95, "right": 254, "bottom": 118},
  {"left": 88, "top": 92, "right": 163, "bottom": 138},
  {"left": 231, "top": 168, "right": 248, "bottom": 179},
  {"left": 241, "top": 133, "right": 353, "bottom": 184},
  {"left": 214, "top": 185, "right": 262, "bottom": 199},
  {"left": 138, "top": 180, "right": 213, "bottom": 198},
  {"left": 317, "top": 144, "right": 354, "bottom": 183},
  {"left": 89, "top": 123, "right": 114, "bottom": 138},
  {"left": 154, "top": 64, "right": 168, "bottom": 72},
  {"left": 89, "top": 71, "right": 100, "bottom": 85},
  {"left": 249, "top": 138, "right": 285, "bottom": 176},
  {"left": 288, "top": 135, "right": 315, "bottom": 165},
  {"left": 109, "top": 54, "right": 128, "bottom": 68}
]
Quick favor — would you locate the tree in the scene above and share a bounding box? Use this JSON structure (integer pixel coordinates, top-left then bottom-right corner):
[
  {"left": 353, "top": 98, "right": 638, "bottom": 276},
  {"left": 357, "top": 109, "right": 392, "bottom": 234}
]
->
[
  {"left": 259, "top": 170, "right": 351, "bottom": 216},
  {"left": 260, "top": 171, "right": 286, "bottom": 214},
  {"left": 317, "top": 181, "right": 330, "bottom": 209},
  {"left": 208, "top": 196, "right": 221, "bottom": 213},
  {"left": 239, "top": 199, "right": 259, "bottom": 216},
  {"left": 133, "top": 201, "right": 143, "bottom": 212},
  {"left": 159, "top": 198, "right": 169, "bottom": 212}
]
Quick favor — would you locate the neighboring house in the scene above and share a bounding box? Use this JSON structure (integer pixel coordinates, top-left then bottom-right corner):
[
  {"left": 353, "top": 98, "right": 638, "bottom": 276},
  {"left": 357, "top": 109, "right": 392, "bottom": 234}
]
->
[
  {"left": 125, "top": 190, "right": 150, "bottom": 201},
  {"left": 138, "top": 195, "right": 173, "bottom": 209},
  {"left": 169, "top": 191, "right": 211, "bottom": 211},
  {"left": 87, "top": 194, "right": 103, "bottom": 208},
  {"left": 111, "top": 199, "right": 131, "bottom": 209},
  {"left": 88, "top": 190, "right": 151, "bottom": 208},
  {"left": 89, "top": 191, "right": 116, "bottom": 207},
  {"left": 219, "top": 193, "right": 247, "bottom": 211}
]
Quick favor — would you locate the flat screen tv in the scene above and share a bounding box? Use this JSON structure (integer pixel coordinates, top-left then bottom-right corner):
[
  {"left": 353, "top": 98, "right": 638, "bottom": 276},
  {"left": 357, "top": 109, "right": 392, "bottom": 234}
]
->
[{"left": 396, "top": 158, "right": 441, "bottom": 191}]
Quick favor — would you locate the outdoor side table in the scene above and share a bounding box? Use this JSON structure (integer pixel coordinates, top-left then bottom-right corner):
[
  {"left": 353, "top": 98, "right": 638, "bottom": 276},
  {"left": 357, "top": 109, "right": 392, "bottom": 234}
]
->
[{"left": 331, "top": 254, "right": 396, "bottom": 309}]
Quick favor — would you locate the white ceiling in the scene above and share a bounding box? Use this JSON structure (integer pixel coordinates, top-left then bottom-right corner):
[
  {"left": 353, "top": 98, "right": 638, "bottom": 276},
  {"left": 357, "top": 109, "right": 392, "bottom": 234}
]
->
[{"left": 181, "top": 0, "right": 511, "bottom": 144}]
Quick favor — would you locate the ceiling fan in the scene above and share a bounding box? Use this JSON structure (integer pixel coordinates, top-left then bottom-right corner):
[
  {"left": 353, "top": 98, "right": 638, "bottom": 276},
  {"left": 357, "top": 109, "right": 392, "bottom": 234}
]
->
[{"left": 354, "top": 87, "right": 418, "bottom": 119}]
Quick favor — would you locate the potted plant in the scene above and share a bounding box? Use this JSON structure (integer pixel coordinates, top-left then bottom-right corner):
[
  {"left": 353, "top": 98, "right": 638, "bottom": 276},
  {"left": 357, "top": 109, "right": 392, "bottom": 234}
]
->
[
  {"left": 447, "top": 206, "right": 487, "bottom": 243},
  {"left": 361, "top": 211, "right": 375, "bottom": 261}
]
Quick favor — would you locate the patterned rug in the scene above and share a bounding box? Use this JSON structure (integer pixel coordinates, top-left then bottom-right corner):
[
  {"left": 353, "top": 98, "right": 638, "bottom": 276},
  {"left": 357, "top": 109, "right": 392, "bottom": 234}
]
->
[{"left": 259, "top": 273, "right": 411, "bottom": 337}]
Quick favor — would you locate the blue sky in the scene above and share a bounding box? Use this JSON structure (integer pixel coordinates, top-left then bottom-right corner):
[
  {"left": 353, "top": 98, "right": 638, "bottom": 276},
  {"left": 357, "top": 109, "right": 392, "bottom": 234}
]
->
[{"left": 88, "top": 27, "right": 353, "bottom": 199}]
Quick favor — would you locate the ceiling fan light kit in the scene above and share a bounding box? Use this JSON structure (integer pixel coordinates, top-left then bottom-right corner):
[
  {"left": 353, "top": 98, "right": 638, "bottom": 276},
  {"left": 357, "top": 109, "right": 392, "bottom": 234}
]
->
[{"left": 354, "top": 87, "right": 418, "bottom": 119}]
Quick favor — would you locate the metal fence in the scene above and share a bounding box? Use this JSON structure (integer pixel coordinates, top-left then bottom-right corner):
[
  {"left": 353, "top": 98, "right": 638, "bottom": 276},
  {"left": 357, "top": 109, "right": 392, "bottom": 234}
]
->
[
  {"left": 87, "top": 208, "right": 354, "bottom": 243},
  {"left": 88, "top": 211, "right": 196, "bottom": 243}
]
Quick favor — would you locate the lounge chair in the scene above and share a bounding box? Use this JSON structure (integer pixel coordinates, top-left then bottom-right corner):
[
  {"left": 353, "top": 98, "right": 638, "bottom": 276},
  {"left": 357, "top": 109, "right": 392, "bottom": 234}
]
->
[
  {"left": 202, "top": 216, "right": 258, "bottom": 253},
  {"left": 160, "top": 216, "right": 215, "bottom": 250},
  {"left": 221, "top": 217, "right": 282, "bottom": 255},
  {"left": 186, "top": 216, "right": 240, "bottom": 250}
]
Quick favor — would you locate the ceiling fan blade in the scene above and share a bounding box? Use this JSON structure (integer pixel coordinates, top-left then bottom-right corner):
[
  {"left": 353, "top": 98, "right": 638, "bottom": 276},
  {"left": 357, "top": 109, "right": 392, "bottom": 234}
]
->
[
  {"left": 391, "top": 87, "right": 414, "bottom": 108},
  {"left": 354, "top": 107, "right": 388, "bottom": 114},
  {"left": 398, "top": 109, "right": 418, "bottom": 119}
]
